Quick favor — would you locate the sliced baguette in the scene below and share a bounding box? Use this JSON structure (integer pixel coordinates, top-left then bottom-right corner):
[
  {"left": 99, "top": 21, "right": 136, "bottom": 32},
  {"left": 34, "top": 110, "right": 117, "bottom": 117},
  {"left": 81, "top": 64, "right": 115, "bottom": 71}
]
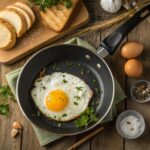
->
[
  {"left": 7, "top": 5, "right": 32, "bottom": 30},
  {"left": 0, "top": 9, "right": 27, "bottom": 37},
  {"left": 15, "top": 2, "right": 35, "bottom": 23},
  {"left": 0, "top": 19, "right": 16, "bottom": 50},
  {"left": 40, "top": 0, "right": 79, "bottom": 32}
]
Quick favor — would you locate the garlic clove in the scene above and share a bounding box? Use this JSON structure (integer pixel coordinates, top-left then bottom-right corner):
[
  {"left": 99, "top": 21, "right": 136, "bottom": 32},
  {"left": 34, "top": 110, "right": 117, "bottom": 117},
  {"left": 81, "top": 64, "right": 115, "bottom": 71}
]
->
[
  {"left": 100, "top": 0, "right": 122, "bottom": 13},
  {"left": 13, "top": 121, "right": 22, "bottom": 130},
  {"left": 11, "top": 128, "right": 19, "bottom": 138}
]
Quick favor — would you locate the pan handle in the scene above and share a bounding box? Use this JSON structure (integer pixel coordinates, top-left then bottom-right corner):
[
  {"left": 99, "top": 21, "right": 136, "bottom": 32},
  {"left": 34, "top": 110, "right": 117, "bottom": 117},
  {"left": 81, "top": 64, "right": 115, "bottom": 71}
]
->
[{"left": 100, "top": 4, "right": 150, "bottom": 55}]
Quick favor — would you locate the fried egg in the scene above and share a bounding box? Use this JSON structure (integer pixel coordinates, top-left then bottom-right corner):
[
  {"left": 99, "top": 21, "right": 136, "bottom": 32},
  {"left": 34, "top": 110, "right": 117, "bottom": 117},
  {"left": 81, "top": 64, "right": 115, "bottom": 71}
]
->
[{"left": 31, "top": 72, "right": 93, "bottom": 122}]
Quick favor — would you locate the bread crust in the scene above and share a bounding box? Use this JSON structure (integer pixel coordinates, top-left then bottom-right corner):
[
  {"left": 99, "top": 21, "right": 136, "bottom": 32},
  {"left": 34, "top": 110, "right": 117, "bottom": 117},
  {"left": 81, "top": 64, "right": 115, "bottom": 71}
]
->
[
  {"left": 15, "top": 2, "right": 35, "bottom": 23},
  {"left": 7, "top": 5, "right": 33, "bottom": 30},
  {"left": 0, "top": 19, "right": 16, "bottom": 50},
  {"left": 0, "top": 8, "right": 27, "bottom": 37}
]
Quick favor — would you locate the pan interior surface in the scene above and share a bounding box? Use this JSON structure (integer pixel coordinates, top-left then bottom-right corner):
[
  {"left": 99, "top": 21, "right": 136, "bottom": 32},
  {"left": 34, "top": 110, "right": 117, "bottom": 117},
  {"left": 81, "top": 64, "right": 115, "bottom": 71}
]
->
[{"left": 17, "top": 45, "right": 114, "bottom": 135}]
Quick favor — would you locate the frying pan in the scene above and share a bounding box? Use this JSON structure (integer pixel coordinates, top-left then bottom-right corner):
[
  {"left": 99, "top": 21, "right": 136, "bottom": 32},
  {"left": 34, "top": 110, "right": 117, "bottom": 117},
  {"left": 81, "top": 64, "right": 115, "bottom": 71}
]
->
[{"left": 17, "top": 4, "right": 150, "bottom": 135}]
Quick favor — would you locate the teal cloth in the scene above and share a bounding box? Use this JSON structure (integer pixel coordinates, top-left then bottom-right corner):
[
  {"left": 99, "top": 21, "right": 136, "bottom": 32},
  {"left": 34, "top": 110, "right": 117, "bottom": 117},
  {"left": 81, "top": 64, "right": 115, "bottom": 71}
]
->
[{"left": 5, "top": 38, "right": 126, "bottom": 146}]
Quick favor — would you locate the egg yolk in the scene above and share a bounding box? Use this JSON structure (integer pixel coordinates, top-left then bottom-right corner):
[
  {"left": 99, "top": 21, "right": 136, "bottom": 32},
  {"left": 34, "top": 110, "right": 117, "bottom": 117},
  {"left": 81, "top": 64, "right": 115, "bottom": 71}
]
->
[{"left": 46, "top": 90, "right": 68, "bottom": 112}]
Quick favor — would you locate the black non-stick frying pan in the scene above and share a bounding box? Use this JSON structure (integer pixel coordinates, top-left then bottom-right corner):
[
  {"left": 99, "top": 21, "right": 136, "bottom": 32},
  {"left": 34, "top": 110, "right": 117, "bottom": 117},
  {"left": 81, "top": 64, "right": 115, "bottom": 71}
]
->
[{"left": 17, "top": 4, "right": 150, "bottom": 135}]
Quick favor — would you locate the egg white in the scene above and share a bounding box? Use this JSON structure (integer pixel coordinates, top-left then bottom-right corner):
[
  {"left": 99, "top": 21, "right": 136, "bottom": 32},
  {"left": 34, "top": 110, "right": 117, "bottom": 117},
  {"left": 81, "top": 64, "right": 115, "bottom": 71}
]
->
[{"left": 31, "top": 72, "right": 93, "bottom": 122}]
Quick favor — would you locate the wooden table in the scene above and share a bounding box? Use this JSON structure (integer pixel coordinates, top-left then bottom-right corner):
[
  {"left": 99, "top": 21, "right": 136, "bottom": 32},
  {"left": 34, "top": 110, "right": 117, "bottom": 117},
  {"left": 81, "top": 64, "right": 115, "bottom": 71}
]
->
[{"left": 0, "top": 0, "right": 150, "bottom": 150}]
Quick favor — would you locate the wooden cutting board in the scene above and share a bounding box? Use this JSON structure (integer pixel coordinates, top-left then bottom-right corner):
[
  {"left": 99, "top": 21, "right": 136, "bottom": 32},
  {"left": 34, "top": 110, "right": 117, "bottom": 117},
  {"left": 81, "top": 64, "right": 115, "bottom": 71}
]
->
[{"left": 0, "top": 0, "right": 89, "bottom": 64}]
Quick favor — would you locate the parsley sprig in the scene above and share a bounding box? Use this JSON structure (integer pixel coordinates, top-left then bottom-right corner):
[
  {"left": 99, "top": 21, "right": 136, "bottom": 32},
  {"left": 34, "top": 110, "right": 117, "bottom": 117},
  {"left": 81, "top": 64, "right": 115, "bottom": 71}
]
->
[
  {"left": 0, "top": 85, "right": 15, "bottom": 116},
  {"left": 74, "top": 107, "right": 99, "bottom": 128},
  {"left": 30, "top": 0, "right": 72, "bottom": 10}
]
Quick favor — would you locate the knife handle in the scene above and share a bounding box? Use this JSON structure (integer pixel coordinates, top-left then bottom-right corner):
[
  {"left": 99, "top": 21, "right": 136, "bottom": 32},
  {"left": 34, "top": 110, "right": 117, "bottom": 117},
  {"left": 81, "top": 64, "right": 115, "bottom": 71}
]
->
[{"left": 100, "top": 4, "right": 150, "bottom": 55}]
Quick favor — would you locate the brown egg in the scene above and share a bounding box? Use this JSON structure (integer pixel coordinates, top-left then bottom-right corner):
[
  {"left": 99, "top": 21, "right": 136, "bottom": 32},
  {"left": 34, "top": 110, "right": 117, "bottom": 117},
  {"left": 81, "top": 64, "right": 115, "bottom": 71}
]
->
[
  {"left": 124, "top": 59, "right": 143, "bottom": 78},
  {"left": 121, "top": 42, "right": 143, "bottom": 59}
]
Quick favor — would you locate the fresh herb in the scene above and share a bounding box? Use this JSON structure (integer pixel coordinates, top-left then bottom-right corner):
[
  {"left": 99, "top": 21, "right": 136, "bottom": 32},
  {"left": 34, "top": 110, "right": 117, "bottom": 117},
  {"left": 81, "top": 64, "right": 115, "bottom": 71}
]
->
[
  {"left": 0, "top": 85, "right": 15, "bottom": 116},
  {"left": 43, "top": 86, "right": 46, "bottom": 90},
  {"left": 36, "top": 79, "right": 41, "bottom": 82},
  {"left": 80, "top": 68, "right": 84, "bottom": 75},
  {"left": 62, "top": 79, "right": 67, "bottom": 83},
  {"left": 63, "top": 75, "right": 66, "bottom": 78},
  {"left": 0, "top": 104, "right": 9, "bottom": 116},
  {"left": 58, "top": 122, "right": 62, "bottom": 127},
  {"left": 76, "top": 87, "right": 83, "bottom": 91},
  {"left": 92, "top": 79, "right": 96, "bottom": 84},
  {"left": 62, "top": 113, "right": 67, "bottom": 117},
  {"left": 0, "top": 85, "right": 15, "bottom": 102},
  {"left": 74, "top": 107, "right": 99, "bottom": 128},
  {"left": 74, "top": 96, "right": 80, "bottom": 101},
  {"left": 65, "top": 61, "right": 73, "bottom": 67},
  {"left": 74, "top": 102, "right": 78, "bottom": 105},
  {"left": 30, "top": 0, "right": 72, "bottom": 11},
  {"left": 52, "top": 63, "right": 57, "bottom": 69},
  {"left": 37, "top": 111, "right": 41, "bottom": 116}
]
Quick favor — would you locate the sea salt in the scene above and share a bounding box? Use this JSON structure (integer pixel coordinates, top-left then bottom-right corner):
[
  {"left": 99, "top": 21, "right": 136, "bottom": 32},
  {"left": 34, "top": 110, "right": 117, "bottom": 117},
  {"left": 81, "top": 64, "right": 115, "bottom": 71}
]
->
[{"left": 120, "top": 115, "right": 141, "bottom": 137}]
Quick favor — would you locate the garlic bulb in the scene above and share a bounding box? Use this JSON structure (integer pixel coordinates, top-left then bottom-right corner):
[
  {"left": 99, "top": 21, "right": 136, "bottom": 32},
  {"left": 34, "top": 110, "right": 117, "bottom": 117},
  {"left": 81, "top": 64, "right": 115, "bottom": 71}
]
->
[{"left": 100, "top": 0, "right": 122, "bottom": 13}]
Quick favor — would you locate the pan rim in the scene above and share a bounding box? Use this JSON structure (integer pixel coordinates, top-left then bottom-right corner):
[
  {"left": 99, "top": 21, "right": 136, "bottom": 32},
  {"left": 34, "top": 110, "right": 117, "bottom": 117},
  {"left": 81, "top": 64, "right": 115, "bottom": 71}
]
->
[{"left": 16, "top": 44, "right": 115, "bottom": 136}]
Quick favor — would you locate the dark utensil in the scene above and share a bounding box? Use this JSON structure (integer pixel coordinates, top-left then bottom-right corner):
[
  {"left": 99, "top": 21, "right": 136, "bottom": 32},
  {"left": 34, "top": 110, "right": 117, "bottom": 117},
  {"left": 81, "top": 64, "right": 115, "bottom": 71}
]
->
[{"left": 17, "top": 4, "right": 150, "bottom": 135}]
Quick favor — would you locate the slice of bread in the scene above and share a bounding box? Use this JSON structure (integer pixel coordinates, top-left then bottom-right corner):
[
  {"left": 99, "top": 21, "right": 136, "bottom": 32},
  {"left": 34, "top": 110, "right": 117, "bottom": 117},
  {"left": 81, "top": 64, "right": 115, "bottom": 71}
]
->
[
  {"left": 15, "top": 2, "right": 35, "bottom": 23},
  {"left": 7, "top": 5, "right": 33, "bottom": 30},
  {"left": 0, "top": 19, "right": 16, "bottom": 50},
  {"left": 0, "top": 9, "right": 27, "bottom": 37},
  {"left": 40, "top": 0, "right": 79, "bottom": 32}
]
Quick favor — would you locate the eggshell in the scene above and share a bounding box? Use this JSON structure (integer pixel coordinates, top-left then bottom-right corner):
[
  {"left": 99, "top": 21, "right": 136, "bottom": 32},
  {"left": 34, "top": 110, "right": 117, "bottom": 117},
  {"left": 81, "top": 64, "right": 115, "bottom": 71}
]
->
[
  {"left": 121, "top": 42, "right": 143, "bottom": 59},
  {"left": 124, "top": 59, "right": 143, "bottom": 78}
]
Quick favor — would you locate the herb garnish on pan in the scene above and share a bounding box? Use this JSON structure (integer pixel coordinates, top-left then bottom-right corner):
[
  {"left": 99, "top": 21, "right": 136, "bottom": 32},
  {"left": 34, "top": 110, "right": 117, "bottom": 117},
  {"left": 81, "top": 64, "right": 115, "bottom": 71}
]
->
[{"left": 74, "top": 107, "right": 99, "bottom": 128}]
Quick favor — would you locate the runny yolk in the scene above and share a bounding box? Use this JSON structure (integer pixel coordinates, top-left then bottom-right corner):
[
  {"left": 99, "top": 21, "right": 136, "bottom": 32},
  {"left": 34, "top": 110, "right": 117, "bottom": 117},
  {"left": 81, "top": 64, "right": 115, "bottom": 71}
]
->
[{"left": 46, "top": 90, "right": 68, "bottom": 112}]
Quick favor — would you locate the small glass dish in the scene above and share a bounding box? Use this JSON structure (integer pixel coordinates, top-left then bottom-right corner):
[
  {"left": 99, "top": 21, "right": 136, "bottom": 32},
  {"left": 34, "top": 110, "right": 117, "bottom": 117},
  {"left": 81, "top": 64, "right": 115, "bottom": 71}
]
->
[
  {"left": 131, "top": 80, "right": 150, "bottom": 103},
  {"left": 116, "top": 110, "right": 145, "bottom": 139}
]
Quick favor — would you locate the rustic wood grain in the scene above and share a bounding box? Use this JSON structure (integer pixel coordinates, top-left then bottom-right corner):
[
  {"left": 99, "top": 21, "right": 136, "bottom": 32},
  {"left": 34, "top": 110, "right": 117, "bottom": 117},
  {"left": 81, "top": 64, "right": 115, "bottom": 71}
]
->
[
  {"left": 125, "top": 19, "right": 150, "bottom": 150},
  {"left": 0, "top": 0, "right": 149, "bottom": 150}
]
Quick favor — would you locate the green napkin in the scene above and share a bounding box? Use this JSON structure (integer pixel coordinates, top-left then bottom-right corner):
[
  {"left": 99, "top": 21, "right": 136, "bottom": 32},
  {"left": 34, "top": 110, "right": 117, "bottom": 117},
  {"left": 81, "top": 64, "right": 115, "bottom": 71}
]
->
[{"left": 5, "top": 38, "right": 126, "bottom": 146}]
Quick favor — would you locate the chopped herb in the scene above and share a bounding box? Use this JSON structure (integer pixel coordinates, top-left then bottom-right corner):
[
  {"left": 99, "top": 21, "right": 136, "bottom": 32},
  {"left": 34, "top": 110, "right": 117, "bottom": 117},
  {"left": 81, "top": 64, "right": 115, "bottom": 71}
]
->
[
  {"left": 54, "top": 116, "right": 56, "bottom": 118},
  {"left": 92, "top": 79, "right": 96, "bottom": 84},
  {"left": 63, "top": 75, "right": 66, "bottom": 78},
  {"left": 30, "top": 0, "right": 72, "bottom": 11},
  {"left": 43, "top": 86, "right": 46, "bottom": 90},
  {"left": 36, "top": 79, "right": 41, "bottom": 82},
  {"left": 76, "top": 87, "right": 83, "bottom": 91},
  {"left": 74, "top": 96, "right": 81, "bottom": 101},
  {"left": 62, "top": 113, "right": 67, "bottom": 117},
  {"left": 95, "top": 88, "right": 99, "bottom": 94},
  {"left": 0, "top": 104, "right": 9, "bottom": 116},
  {"left": 74, "top": 107, "right": 99, "bottom": 128},
  {"left": 52, "top": 63, "right": 57, "bottom": 69},
  {"left": 62, "top": 79, "right": 67, "bottom": 83},
  {"left": 37, "top": 111, "right": 40, "bottom": 116},
  {"left": 81, "top": 68, "right": 84, "bottom": 75},
  {"left": 65, "top": 61, "right": 73, "bottom": 67},
  {"left": 58, "top": 123, "right": 62, "bottom": 127},
  {"left": 74, "top": 102, "right": 78, "bottom": 105}
]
